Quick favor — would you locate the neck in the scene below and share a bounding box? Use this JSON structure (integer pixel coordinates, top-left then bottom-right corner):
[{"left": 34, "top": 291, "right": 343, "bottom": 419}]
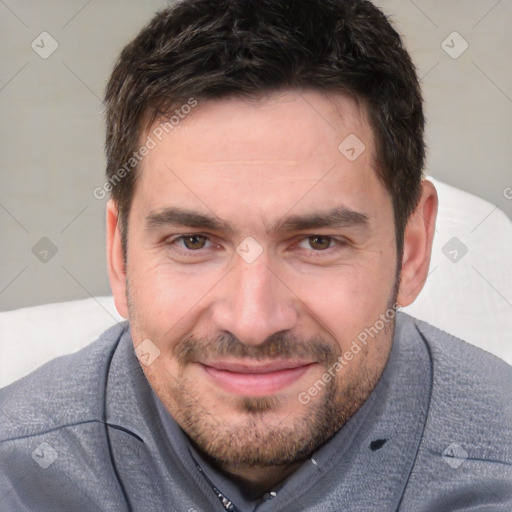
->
[
  {"left": 193, "top": 445, "right": 304, "bottom": 499},
  {"left": 218, "top": 462, "right": 302, "bottom": 498}
]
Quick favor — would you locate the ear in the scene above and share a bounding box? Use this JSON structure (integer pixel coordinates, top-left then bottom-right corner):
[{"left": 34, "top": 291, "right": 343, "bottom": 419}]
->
[
  {"left": 106, "top": 199, "right": 129, "bottom": 319},
  {"left": 396, "top": 179, "right": 438, "bottom": 307}
]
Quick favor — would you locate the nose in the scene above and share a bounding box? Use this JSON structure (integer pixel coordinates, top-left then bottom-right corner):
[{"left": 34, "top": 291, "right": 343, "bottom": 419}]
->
[{"left": 211, "top": 252, "right": 298, "bottom": 346}]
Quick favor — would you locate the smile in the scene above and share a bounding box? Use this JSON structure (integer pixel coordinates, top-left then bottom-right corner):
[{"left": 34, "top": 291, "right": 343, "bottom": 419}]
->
[{"left": 199, "top": 360, "right": 317, "bottom": 396}]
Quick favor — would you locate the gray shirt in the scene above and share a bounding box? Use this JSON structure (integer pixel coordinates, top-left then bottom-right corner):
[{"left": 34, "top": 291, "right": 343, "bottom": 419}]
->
[{"left": 1, "top": 312, "right": 511, "bottom": 511}]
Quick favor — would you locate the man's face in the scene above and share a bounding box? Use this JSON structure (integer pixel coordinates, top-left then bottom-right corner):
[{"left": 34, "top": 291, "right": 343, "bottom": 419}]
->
[{"left": 121, "top": 90, "right": 398, "bottom": 467}]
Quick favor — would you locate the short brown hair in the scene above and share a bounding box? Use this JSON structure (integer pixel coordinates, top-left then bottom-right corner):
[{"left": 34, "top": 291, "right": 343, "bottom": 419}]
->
[{"left": 104, "top": 0, "right": 425, "bottom": 256}]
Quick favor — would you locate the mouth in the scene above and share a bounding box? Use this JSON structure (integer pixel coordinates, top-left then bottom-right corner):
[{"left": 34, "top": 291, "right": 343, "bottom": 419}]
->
[{"left": 198, "top": 360, "right": 317, "bottom": 396}]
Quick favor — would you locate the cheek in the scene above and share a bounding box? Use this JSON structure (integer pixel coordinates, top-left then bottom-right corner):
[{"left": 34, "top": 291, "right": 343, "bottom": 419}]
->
[
  {"left": 126, "top": 257, "right": 221, "bottom": 338},
  {"left": 289, "top": 257, "right": 395, "bottom": 339}
]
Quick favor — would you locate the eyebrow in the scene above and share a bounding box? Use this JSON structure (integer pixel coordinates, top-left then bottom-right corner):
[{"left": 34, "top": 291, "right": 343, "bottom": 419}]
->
[
  {"left": 145, "top": 207, "right": 233, "bottom": 232},
  {"left": 272, "top": 207, "right": 369, "bottom": 232},
  {"left": 145, "top": 206, "right": 369, "bottom": 233}
]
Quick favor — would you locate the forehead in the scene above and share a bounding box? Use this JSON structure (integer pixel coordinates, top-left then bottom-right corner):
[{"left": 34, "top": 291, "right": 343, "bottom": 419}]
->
[
  {"left": 134, "top": 89, "right": 386, "bottom": 224},
  {"left": 148, "top": 90, "right": 373, "bottom": 162}
]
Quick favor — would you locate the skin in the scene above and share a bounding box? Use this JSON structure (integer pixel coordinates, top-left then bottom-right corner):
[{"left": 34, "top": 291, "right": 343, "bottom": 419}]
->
[{"left": 106, "top": 89, "right": 437, "bottom": 496}]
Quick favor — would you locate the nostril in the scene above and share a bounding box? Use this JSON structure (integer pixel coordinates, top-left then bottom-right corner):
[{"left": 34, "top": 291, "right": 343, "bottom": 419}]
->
[{"left": 369, "top": 438, "right": 387, "bottom": 451}]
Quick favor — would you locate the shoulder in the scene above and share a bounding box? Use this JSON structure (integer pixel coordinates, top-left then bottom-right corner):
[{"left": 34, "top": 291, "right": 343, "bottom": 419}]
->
[
  {"left": 0, "top": 321, "right": 129, "bottom": 442},
  {"left": 397, "top": 315, "right": 512, "bottom": 508},
  {"left": 412, "top": 315, "right": 512, "bottom": 418},
  {"left": 409, "top": 316, "right": 511, "bottom": 482}
]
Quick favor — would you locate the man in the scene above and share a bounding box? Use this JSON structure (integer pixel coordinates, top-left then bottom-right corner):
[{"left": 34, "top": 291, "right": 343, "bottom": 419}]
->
[{"left": 1, "top": 0, "right": 511, "bottom": 510}]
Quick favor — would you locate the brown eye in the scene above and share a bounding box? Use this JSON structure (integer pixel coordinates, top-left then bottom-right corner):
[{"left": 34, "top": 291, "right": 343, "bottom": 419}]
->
[
  {"left": 183, "top": 235, "right": 208, "bottom": 250},
  {"left": 308, "top": 236, "right": 332, "bottom": 250}
]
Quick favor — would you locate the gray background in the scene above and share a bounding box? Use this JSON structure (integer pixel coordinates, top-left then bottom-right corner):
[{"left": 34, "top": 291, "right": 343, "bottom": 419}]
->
[{"left": 1, "top": 0, "right": 511, "bottom": 312}]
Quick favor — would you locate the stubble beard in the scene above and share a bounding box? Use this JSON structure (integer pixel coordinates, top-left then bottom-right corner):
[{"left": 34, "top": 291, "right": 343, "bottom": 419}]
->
[
  {"left": 127, "top": 278, "right": 397, "bottom": 470},
  {"left": 166, "top": 362, "right": 381, "bottom": 469}
]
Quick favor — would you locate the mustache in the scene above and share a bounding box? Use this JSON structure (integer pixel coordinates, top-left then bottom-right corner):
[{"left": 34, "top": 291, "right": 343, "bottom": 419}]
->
[{"left": 174, "top": 331, "right": 341, "bottom": 367}]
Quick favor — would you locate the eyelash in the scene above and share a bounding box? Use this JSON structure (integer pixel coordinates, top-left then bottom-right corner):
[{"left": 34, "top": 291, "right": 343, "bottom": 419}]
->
[
  {"left": 295, "top": 236, "right": 346, "bottom": 251},
  {"left": 170, "top": 234, "right": 216, "bottom": 250},
  {"left": 166, "top": 234, "right": 348, "bottom": 257}
]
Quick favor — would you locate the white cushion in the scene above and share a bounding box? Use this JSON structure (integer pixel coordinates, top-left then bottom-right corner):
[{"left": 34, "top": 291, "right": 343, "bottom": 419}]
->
[
  {"left": 0, "top": 296, "right": 124, "bottom": 388},
  {"left": 1, "top": 178, "right": 511, "bottom": 388},
  {"left": 403, "top": 177, "right": 512, "bottom": 364}
]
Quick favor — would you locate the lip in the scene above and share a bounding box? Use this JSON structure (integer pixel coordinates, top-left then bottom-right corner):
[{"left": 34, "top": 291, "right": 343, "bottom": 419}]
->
[{"left": 199, "top": 360, "right": 317, "bottom": 396}]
